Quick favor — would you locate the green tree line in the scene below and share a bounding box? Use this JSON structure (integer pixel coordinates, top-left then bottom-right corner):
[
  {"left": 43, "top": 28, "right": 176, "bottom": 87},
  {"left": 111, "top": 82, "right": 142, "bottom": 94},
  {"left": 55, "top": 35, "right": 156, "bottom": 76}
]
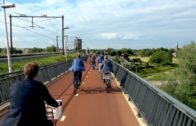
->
[{"left": 160, "top": 42, "right": 196, "bottom": 110}]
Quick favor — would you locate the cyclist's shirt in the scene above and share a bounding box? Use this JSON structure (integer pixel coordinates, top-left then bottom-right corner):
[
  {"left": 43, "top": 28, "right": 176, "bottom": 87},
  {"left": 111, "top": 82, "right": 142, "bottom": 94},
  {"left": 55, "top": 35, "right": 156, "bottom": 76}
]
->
[{"left": 70, "top": 58, "right": 85, "bottom": 72}]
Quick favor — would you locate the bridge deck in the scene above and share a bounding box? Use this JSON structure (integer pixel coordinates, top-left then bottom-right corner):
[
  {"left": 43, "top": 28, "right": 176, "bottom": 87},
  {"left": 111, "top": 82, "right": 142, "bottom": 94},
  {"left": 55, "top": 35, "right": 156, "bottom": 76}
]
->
[{"left": 47, "top": 63, "right": 140, "bottom": 126}]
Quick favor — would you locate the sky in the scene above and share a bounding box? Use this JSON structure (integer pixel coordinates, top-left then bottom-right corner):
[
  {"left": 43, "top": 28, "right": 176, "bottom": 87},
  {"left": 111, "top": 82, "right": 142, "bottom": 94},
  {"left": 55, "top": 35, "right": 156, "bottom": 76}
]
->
[{"left": 0, "top": 0, "right": 196, "bottom": 49}]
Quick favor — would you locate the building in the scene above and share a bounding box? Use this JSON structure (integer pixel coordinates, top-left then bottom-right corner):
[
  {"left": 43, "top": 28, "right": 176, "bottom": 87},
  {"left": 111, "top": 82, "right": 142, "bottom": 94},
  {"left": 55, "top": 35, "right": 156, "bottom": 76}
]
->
[
  {"left": 173, "top": 42, "right": 180, "bottom": 57},
  {"left": 74, "top": 37, "right": 82, "bottom": 51}
]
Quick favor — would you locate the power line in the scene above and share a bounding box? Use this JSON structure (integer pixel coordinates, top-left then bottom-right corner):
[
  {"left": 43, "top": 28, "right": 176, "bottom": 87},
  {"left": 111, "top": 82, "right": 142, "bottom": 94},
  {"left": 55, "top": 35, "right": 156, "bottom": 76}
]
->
[
  {"left": 0, "top": 19, "right": 56, "bottom": 40},
  {"left": 8, "top": 8, "right": 24, "bottom": 15},
  {"left": 5, "top": 11, "right": 59, "bottom": 35},
  {"left": 4, "top": 3, "right": 60, "bottom": 35},
  {"left": 13, "top": 0, "right": 23, "bottom": 5},
  {"left": 6, "top": 0, "right": 26, "bottom": 10},
  {"left": 33, "top": 18, "right": 56, "bottom": 23},
  {"left": 14, "top": 16, "right": 57, "bottom": 34}
]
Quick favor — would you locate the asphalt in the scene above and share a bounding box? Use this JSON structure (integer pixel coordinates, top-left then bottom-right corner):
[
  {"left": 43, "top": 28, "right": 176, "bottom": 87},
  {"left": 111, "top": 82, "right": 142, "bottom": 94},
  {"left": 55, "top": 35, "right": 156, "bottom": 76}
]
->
[
  {"left": 0, "top": 61, "right": 140, "bottom": 126},
  {"left": 48, "top": 62, "right": 140, "bottom": 126}
]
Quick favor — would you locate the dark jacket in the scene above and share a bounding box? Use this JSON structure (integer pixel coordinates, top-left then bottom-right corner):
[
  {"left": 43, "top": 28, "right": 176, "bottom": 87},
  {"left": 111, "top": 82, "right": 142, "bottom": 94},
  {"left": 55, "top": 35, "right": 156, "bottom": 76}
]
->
[{"left": 0, "top": 79, "right": 58, "bottom": 126}]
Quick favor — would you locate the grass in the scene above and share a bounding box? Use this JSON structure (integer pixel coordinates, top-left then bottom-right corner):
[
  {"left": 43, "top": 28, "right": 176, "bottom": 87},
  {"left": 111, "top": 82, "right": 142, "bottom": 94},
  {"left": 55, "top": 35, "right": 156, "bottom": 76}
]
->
[
  {"left": 138, "top": 65, "right": 177, "bottom": 81},
  {"left": 0, "top": 53, "right": 77, "bottom": 75},
  {"left": 129, "top": 56, "right": 149, "bottom": 62},
  {"left": 127, "top": 56, "right": 178, "bottom": 81}
]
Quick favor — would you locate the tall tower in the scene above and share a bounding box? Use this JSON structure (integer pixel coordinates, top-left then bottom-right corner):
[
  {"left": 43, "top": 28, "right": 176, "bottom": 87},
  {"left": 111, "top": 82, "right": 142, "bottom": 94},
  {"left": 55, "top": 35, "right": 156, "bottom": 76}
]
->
[
  {"left": 176, "top": 42, "right": 179, "bottom": 52},
  {"left": 74, "top": 37, "right": 82, "bottom": 52}
]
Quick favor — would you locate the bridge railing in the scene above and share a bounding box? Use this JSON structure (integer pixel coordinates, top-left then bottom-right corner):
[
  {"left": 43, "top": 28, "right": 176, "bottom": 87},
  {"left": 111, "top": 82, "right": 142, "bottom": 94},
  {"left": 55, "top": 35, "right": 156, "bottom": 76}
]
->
[
  {"left": 112, "top": 61, "right": 196, "bottom": 126},
  {"left": 0, "top": 52, "right": 62, "bottom": 63},
  {"left": 0, "top": 60, "right": 72, "bottom": 106}
]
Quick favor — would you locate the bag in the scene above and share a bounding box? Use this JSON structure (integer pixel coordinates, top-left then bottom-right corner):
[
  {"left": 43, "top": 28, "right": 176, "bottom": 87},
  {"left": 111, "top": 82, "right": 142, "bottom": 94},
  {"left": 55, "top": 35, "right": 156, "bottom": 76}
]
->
[{"left": 46, "top": 100, "right": 62, "bottom": 120}]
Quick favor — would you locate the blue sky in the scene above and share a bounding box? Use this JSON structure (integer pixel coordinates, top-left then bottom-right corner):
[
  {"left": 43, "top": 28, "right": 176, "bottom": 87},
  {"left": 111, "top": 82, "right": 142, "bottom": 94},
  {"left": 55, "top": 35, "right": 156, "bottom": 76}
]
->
[{"left": 0, "top": 0, "right": 196, "bottom": 49}]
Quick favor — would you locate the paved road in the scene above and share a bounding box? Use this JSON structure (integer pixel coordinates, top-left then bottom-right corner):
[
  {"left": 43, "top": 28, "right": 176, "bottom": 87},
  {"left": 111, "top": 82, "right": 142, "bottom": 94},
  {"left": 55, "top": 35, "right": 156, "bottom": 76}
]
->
[
  {"left": 0, "top": 62, "right": 140, "bottom": 126},
  {"left": 48, "top": 63, "right": 140, "bottom": 126}
]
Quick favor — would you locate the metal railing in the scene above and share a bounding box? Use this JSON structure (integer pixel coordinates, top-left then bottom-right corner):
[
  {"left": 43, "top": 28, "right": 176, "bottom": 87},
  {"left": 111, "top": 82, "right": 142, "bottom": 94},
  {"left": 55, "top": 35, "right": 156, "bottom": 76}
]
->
[
  {"left": 112, "top": 61, "right": 196, "bottom": 126},
  {"left": 0, "top": 60, "right": 72, "bottom": 105},
  {"left": 0, "top": 52, "right": 62, "bottom": 63}
]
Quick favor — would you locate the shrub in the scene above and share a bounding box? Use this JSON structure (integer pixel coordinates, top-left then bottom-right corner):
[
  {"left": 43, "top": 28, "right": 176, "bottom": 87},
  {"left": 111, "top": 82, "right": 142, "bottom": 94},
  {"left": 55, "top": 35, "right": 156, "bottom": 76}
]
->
[{"left": 149, "top": 50, "right": 172, "bottom": 65}]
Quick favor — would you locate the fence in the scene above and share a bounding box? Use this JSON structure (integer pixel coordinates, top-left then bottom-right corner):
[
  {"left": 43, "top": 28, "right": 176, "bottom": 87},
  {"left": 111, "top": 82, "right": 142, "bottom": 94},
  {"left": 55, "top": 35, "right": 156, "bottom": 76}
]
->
[
  {"left": 0, "top": 60, "right": 72, "bottom": 106},
  {"left": 112, "top": 61, "right": 196, "bottom": 126},
  {"left": 0, "top": 52, "right": 61, "bottom": 63}
]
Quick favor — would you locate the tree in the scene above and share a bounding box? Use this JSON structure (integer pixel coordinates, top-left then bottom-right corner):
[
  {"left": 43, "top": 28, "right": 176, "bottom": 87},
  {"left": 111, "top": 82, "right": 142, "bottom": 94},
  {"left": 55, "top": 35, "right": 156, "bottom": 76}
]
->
[
  {"left": 143, "top": 49, "right": 154, "bottom": 56},
  {"left": 46, "top": 45, "right": 56, "bottom": 52},
  {"left": 28, "top": 47, "right": 44, "bottom": 53},
  {"left": 12, "top": 48, "right": 23, "bottom": 54},
  {"left": 161, "top": 42, "right": 196, "bottom": 110},
  {"left": 120, "top": 48, "right": 133, "bottom": 55},
  {"left": 106, "top": 48, "right": 116, "bottom": 56},
  {"left": 149, "top": 50, "right": 172, "bottom": 65},
  {"left": 174, "top": 42, "right": 196, "bottom": 109}
]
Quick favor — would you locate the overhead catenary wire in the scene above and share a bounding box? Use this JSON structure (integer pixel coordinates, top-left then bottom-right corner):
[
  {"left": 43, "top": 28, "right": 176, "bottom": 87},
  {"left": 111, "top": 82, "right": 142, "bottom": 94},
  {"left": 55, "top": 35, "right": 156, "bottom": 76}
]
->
[
  {"left": 2, "top": 1, "right": 65, "bottom": 54},
  {"left": 0, "top": 19, "right": 56, "bottom": 40},
  {"left": 3, "top": 12, "right": 64, "bottom": 41},
  {"left": 3, "top": 0, "right": 62, "bottom": 36},
  {"left": 4, "top": 6, "right": 61, "bottom": 35},
  {"left": 5, "top": 0, "right": 27, "bottom": 10},
  {"left": 14, "top": 16, "right": 57, "bottom": 34},
  {"left": 5, "top": 11, "right": 59, "bottom": 35}
]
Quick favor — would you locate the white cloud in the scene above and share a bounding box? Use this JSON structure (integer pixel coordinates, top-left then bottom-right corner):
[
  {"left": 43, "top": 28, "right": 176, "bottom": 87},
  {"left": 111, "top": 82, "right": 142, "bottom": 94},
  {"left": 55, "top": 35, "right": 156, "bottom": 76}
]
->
[
  {"left": 100, "top": 32, "right": 140, "bottom": 40},
  {"left": 122, "top": 32, "right": 140, "bottom": 40},
  {"left": 0, "top": 0, "right": 196, "bottom": 49},
  {"left": 100, "top": 32, "right": 118, "bottom": 40}
]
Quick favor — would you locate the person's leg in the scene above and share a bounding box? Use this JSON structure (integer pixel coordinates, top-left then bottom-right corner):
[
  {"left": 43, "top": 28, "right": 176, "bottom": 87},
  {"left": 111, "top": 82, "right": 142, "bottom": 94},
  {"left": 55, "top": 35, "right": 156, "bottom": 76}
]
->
[
  {"left": 78, "top": 71, "right": 82, "bottom": 83},
  {"left": 46, "top": 120, "right": 54, "bottom": 126},
  {"left": 73, "top": 72, "right": 77, "bottom": 86},
  {"left": 99, "top": 63, "right": 102, "bottom": 72}
]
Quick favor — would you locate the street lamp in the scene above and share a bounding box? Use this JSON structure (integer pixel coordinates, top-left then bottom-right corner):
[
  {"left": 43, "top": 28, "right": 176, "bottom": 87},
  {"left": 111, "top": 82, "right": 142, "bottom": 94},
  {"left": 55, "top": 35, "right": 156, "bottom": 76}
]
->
[
  {"left": 64, "top": 27, "right": 69, "bottom": 61},
  {"left": 1, "top": 1, "right": 15, "bottom": 73}
]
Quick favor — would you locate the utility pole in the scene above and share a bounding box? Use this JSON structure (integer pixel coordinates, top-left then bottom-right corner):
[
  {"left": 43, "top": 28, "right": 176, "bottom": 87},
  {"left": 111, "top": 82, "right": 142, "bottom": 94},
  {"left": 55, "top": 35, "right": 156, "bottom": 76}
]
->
[
  {"left": 9, "top": 14, "right": 13, "bottom": 54},
  {"left": 62, "top": 16, "right": 64, "bottom": 55},
  {"left": 56, "top": 36, "right": 58, "bottom": 52},
  {"left": 1, "top": 0, "right": 15, "bottom": 73},
  {"left": 63, "top": 27, "right": 70, "bottom": 61},
  {"left": 65, "top": 35, "right": 68, "bottom": 61},
  {"left": 9, "top": 15, "right": 63, "bottom": 54}
]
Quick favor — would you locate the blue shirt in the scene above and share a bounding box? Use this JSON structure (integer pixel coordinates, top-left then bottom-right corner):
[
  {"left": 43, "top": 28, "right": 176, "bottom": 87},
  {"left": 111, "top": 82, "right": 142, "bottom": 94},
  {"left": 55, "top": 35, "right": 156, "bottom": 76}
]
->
[
  {"left": 97, "top": 56, "right": 103, "bottom": 64},
  {"left": 70, "top": 58, "right": 85, "bottom": 72},
  {"left": 102, "top": 59, "right": 113, "bottom": 73}
]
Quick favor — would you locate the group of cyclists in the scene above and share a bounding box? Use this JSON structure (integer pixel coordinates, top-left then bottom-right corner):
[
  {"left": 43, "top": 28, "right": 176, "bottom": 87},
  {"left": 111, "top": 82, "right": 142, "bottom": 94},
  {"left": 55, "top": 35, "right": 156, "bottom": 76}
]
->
[
  {"left": 70, "top": 53, "right": 113, "bottom": 93},
  {"left": 0, "top": 52, "right": 113, "bottom": 126}
]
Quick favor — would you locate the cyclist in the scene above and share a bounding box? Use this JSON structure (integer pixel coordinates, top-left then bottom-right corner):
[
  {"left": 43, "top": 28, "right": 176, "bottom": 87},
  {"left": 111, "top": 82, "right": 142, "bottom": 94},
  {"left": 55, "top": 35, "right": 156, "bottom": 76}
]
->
[
  {"left": 90, "top": 54, "right": 96, "bottom": 69},
  {"left": 69, "top": 54, "right": 85, "bottom": 88},
  {"left": 97, "top": 54, "right": 104, "bottom": 72},
  {"left": 0, "top": 62, "right": 61, "bottom": 126},
  {"left": 101, "top": 56, "right": 113, "bottom": 84}
]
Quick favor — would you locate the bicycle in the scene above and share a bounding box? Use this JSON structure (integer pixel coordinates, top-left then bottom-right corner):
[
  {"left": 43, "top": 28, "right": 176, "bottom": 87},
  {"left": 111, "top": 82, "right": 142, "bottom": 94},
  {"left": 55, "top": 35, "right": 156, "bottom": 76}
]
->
[
  {"left": 73, "top": 72, "right": 81, "bottom": 94},
  {"left": 103, "top": 72, "right": 111, "bottom": 93},
  {"left": 91, "top": 63, "right": 96, "bottom": 69}
]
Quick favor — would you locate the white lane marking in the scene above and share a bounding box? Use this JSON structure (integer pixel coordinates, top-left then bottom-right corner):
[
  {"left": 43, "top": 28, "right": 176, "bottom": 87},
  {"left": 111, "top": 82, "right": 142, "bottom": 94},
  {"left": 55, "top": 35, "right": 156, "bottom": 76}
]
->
[
  {"left": 60, "top": 115, "right": 66, "bottom": 121},
  {"left": 75, "top": 94, "right": 79, "bottom": 96}
]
